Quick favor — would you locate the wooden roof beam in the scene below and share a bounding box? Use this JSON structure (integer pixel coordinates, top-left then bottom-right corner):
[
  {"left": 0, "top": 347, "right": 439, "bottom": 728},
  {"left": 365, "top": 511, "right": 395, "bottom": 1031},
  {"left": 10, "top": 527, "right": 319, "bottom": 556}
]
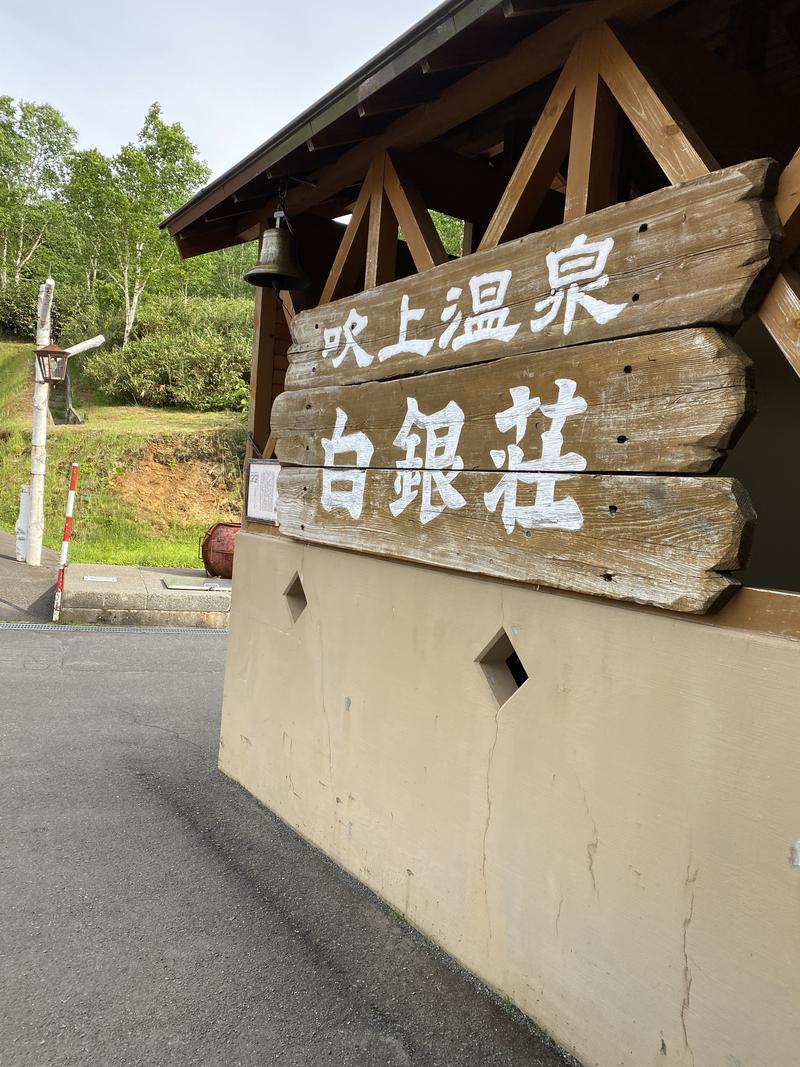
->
[
  {"left": 391, "top": 145, "right": 508, "bottom": 225},
  {"left": 356, "top": 78, "right": 441, "bottom": 119},
  {"left": 776, "top": 147, "right": 800, "bottom": 259},
  {"left": 503, "top": 1, "right": 585, "bottom": 18},
  {"left": 176, "top": 212, "right": 262, "bottom": 259},
  {"left": 307, "top": 114, "right": 387, "bottom": 152},
  {"left": 275, "top": 0, "right": 682, "bottom": 221},
  {"left": 419, "top": 29, "right": 516, "bottom": 74}
]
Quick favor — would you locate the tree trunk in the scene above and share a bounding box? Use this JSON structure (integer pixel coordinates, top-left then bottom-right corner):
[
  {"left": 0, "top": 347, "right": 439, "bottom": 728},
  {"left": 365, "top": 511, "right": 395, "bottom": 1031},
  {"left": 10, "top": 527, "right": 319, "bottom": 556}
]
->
[{"left": 122, "top": 287, "right": 142, "bottom": 347}]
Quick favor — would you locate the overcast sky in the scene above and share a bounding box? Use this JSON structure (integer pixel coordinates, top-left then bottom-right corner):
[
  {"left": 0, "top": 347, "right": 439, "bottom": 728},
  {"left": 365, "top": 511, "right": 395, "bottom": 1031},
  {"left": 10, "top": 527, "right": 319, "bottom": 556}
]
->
[{"left": 1, "top": 0, "right": 436, "bottom": 181}]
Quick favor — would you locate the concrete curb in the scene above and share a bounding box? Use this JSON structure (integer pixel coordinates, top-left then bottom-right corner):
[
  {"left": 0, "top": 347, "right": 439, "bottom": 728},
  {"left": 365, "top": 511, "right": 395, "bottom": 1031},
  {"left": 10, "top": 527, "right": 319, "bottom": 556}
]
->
[{"left": 61, "top": 564, "right": 232, "bottom": 628}]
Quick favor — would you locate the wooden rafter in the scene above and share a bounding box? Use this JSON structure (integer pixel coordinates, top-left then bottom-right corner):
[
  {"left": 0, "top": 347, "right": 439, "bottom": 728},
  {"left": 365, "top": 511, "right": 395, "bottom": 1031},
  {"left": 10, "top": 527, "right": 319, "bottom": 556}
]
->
[
  {"left": 319, "top": 165, "right": 375, "bottom": 305},
  {"left": 266, "top": 0, "right": 681, "bottom": 226},
  {"left": 478, "top": 53, "right": 577, "bottom": 250},
  {"left": 382, "top": 155, "right": 448, "bottom": 272},
  {"left": 479, "top": 20, "right": 717, "bottom": 250},
  {"left": 596, "top": 21, "right": 718, "bottom": 183},
  {"left": 319, "top": 152, "right": 447, "bottom": 305}
]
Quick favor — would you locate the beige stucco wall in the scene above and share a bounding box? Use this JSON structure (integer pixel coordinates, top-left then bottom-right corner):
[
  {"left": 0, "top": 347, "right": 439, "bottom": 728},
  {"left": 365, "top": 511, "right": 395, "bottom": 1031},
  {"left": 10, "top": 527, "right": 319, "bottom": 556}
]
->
[{"left": 220, "top": 529, "right": 800, "bottom": 1067}]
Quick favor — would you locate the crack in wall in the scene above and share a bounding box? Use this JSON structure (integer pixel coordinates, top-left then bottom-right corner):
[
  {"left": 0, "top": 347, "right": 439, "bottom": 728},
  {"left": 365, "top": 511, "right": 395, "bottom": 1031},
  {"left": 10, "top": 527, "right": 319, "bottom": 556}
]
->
[
  {"left": 681, "top": 865, "right": 699, "bottom": 1066},
  {"left": 555, "top": 897, "right": 564, "bottom": 937},
  {"left": 581, "top": 789, "right": 599, "bottom": 897}
]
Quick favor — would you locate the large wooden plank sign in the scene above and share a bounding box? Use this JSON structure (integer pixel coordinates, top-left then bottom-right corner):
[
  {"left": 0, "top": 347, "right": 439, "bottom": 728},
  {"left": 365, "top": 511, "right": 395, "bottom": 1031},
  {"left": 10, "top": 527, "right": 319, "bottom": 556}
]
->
[{"left": 271, "top": 161, "right": 780, "bottom": 613}]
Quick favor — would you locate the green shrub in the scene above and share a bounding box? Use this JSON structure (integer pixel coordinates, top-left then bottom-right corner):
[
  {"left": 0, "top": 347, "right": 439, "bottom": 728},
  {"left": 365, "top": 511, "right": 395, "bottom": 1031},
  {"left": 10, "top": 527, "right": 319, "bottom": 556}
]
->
[
  {"left": 0, "top": 280, "right": 107, "bottom": 344},
  {"left": 82, "top": 296, "right": 252, "bottom": 411},
  {"left": 0, "top": 281, "right": 40, "bottom": 338}
]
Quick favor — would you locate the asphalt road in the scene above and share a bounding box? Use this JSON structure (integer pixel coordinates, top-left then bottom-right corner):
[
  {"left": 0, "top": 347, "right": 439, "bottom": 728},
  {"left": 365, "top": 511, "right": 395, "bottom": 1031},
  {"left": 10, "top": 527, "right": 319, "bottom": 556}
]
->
[
  {"left": 0, "top": 627, "right": 576, "bottom": 1067},
  {"left": 0, "top": 531, "right": 58, "bottom": 623}
]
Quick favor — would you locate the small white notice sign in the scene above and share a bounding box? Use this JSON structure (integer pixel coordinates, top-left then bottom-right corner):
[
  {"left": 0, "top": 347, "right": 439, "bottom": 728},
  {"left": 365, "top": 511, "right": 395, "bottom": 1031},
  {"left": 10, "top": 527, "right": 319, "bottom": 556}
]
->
[
  {"left": 246, "top": 459, "right": 281, "bottom": 525},
  {"left": 83, "top": 575, "right": 118, "bottom": 583}
]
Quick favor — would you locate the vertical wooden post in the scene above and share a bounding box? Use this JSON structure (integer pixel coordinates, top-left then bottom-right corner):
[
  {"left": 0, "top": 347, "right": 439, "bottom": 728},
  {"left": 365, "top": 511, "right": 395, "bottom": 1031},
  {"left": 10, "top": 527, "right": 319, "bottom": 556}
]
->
[
  {"left": 564, "top": 31, "right": 621, "bottom": 221},
  {"left": 365, "top": 154, "right": 397, "bottom": 289},
  {"left": 246, "top": 280, "right": 278, "bottom": 463},
  {"left": 26, "top": 277, "right": 54, "bottom": 567}
]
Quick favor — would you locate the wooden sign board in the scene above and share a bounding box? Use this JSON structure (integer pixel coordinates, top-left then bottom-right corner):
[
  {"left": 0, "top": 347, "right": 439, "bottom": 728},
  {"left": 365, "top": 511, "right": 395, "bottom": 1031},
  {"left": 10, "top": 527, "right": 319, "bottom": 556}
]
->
[
  {"left": 271, "top": 160, "right": 780, "bottom": 613},
  {"left": 287, "top": 160, "right": 777, "bottom": 389}
]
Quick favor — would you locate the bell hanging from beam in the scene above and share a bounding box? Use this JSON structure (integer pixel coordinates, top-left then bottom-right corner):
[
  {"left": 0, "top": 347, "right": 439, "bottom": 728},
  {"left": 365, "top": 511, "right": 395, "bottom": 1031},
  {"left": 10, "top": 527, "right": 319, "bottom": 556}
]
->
[{"left": 244, "top": 209, "right": 310, "bottom": 291}]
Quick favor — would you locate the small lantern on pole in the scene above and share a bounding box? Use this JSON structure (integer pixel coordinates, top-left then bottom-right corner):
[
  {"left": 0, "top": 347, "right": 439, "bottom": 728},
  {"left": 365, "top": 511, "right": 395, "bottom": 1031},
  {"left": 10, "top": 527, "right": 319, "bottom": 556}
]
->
[{"left": 35, "top": 342, "right": 71, "bottom": 384}]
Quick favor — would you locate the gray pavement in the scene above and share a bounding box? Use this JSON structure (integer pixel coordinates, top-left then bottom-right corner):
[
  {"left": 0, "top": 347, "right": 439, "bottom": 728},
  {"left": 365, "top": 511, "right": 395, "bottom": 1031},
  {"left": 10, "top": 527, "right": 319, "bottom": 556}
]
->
[
  {"left": 0, "top": 530, "right": 58, "bottom": 623},
  {"left": 0, "top": 627, "right": 577, "bottom": 1067}
]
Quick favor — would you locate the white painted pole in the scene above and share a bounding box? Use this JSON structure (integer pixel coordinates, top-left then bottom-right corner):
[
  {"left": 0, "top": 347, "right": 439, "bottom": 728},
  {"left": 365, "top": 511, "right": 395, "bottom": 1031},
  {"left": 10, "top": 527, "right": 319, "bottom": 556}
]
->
[
  {"left": 64, "top": 334, "right": 105, "bottom": 357},
  {"left": 52, "top": 463, "right": 79, "bottom": 623},
  {"left": 26, "top": 277, "right": 55, "bottom": 567}
]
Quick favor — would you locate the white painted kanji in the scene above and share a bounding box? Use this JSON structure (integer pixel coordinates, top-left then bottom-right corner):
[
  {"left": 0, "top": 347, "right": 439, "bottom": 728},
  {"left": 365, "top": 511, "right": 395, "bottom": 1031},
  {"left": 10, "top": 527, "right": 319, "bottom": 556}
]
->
[
  {"left": 320, "top": 407, "right": 374, "bottom": 519},
  {"left": 530, "top": 234, "right": 627, "bottom": 336},
  {"left": 484, "top": 379, "right": 588, "bottom": 534},
  {"left": 378, "top": 294, "right": 434, "bottom": 362},
  {"left": 322, "top": 308, "right": 373, "bottom": 368},
  {"left": 390, "top": 398, "right": 467, "bottom": 525},
  {"left": 439, "top": 270, "right": 521, "bottom": 351}
]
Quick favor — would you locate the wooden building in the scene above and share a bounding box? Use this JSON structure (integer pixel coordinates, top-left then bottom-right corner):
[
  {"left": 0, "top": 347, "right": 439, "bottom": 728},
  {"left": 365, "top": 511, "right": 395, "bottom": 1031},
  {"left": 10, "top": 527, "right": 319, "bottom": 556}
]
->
[{"left": 165, "top": 2, "right": 800, "bottom": 1064}]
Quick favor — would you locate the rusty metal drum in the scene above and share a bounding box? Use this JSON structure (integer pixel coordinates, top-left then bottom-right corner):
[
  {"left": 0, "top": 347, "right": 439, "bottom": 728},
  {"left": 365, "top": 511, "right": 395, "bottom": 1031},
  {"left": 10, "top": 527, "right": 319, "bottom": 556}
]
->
[{"left": 201, "top": 522, "right": 240, "bottom": 579}]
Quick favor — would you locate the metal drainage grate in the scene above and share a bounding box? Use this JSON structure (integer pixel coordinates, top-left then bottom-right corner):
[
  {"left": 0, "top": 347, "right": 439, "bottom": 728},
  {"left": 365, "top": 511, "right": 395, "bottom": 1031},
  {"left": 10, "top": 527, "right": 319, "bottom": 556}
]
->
[{"left": 0, "top": 622, "right": 227, "bottom": 635}]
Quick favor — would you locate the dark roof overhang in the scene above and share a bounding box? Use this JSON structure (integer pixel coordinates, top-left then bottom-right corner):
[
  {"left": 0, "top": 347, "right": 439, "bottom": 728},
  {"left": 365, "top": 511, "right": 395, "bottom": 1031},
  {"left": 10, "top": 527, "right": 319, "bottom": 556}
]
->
[{"left": 161, "top": 0, "right": 594, "bottom": 255}]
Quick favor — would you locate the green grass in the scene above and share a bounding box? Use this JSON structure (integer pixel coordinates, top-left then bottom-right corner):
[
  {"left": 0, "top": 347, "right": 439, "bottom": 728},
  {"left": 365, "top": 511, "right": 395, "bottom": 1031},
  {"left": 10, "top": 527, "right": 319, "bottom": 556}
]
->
[
  {"left": 0, "top": 339, "right": 32, "bottom": 421},
  {"left": 0, "top": 340, "right": 245, "bottom": 567}
]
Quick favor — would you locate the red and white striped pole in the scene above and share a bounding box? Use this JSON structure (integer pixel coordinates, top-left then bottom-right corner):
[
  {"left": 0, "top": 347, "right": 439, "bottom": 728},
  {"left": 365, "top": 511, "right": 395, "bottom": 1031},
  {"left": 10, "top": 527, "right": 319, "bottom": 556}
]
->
[{"left": 52, "top": 463, "right": 79, "bottom": 624}]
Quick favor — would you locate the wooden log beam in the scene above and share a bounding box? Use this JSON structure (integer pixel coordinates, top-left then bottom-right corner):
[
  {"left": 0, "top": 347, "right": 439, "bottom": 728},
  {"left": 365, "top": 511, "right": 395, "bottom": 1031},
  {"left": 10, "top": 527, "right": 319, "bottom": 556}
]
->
[
  {"left": 319, "top": 167, "right": 374, "bottom": 304},
  {"left": 617, "top": 22, "right": 799, "bottom": 170},
  {"left": 419, "top": 28, "right": 517, "bottom": 74},
  {"left": 277, "top": 468, "right": 753, "bottom": 613},
  {"left": 176, "top": 212, "right": 262, "bottom": 259},
  {"left": 777, "top": 147, "right": 800, "bottom": 259},
  {"left": 274, "top": 328, "right": 752, "bottom": 474},
  {"left": 307, "top": 114, "right": 387, "bottom": 152},
  {"left": 246, "top": 281, "right": 278, "bottom": 462}
]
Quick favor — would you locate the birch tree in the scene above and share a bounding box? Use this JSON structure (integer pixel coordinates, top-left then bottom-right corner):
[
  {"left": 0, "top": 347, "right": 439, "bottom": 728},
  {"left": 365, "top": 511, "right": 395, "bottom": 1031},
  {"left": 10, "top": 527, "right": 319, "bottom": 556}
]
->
[
  {"left": 68, "top": 103, "right": 209, "bottom": 345},
  {"left": 0, "top": 97, "right": 76, "bottom": 289}
]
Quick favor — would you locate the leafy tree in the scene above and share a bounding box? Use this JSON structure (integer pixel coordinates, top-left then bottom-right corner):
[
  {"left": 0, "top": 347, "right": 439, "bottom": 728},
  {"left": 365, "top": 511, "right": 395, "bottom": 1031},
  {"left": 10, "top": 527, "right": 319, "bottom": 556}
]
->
[
  {"left": 430, "top": 210, "right": 464, "bottom": 257},
  {"left": 68, "top": 103, "right": 210, "bottom": 345},
  {"left": 0, "top": 97, "right": 76, "bottom": 288}
]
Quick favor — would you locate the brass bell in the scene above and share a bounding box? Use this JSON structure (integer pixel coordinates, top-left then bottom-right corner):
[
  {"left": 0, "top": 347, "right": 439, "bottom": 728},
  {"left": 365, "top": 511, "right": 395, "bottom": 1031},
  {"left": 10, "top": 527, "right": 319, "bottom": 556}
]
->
[{"left": 244, "top": 211, "right": 310, "bottom": 291}]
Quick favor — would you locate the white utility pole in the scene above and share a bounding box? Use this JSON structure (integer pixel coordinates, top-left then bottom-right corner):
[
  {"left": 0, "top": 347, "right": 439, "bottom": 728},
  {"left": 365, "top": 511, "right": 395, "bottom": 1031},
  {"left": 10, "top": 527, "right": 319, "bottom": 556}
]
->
[{"left": 26, "top": 277, "right": 55, "bottom": 567}]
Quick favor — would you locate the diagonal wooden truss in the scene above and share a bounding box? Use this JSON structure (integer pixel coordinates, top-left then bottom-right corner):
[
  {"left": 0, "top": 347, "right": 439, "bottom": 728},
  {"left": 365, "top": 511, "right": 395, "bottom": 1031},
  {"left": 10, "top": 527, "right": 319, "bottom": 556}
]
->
[
  {"left": 478, "top": 20, "right": 800, "bottom": 375},
  {"left": 319, "top": 152, "right": 448, "bottom": 305}
]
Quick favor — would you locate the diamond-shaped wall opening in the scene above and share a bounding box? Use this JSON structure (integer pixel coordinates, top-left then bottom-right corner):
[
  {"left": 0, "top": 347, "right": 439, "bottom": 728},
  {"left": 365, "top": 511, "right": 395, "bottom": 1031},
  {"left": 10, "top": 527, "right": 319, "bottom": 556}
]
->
[
  {"left": 477, "top": 629, "right": 529, "bottom": 708},
  {"left": 284, "top": 573, "right": 307, "bottom": 623}
]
